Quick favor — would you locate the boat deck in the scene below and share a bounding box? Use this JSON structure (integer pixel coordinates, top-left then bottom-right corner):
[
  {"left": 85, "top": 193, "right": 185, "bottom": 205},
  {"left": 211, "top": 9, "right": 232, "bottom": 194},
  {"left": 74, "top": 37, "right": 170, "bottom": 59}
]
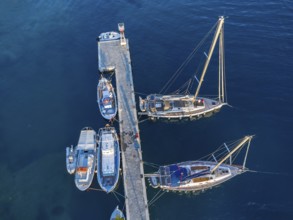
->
[
  {"left": 139, "top": 97, "right": 224, "bottom": 119},
  {"left": 98, "top": 36, "right": 150, "bottom": 220}
]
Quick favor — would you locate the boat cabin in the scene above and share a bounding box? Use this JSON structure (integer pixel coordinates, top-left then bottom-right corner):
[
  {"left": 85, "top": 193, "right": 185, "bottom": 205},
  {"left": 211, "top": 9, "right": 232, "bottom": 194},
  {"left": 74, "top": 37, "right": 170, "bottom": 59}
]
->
[
  {"left": 99, "top": 32, "right": 120, "bottom": 41},
  {"left": 102, "top": 90, "right": 113, "bottom": 109},
  {"left": 159, "top": 165, "right": 189, "bottom": 187},
  {"left": 101, "top": 133, "right": 115, "bottom": 176},
  {"left": 76, "top": 153, "right": 92, "bottom": 182}
]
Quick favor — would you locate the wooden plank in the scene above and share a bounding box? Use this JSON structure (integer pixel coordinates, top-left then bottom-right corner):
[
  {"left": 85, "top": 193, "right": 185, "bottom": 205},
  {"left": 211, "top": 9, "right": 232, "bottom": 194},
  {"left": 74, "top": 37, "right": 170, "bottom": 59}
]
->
[{"left": 98, "top": 36, "right": 150, "bottom": 220}]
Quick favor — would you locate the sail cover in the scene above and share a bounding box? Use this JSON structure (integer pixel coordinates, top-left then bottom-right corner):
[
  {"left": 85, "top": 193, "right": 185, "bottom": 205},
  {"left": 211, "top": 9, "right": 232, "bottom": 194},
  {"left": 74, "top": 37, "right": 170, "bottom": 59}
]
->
[{"left": 181, "top": 168, "right": 210, "bottom": 181}]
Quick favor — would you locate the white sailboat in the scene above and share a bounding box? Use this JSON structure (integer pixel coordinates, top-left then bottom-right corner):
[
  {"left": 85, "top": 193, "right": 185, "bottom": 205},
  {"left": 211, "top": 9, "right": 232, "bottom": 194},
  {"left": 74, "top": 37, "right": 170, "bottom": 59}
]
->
[
  {"left": 147, "top": 135, "right": 253, "bottom": 192},
  {"left": 139, "top": 17, "right": 227, "bottom": 121}
]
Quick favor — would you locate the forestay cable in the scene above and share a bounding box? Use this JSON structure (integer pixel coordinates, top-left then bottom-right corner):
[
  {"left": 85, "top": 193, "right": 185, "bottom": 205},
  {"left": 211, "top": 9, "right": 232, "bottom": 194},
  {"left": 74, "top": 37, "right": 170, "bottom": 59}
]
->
[{"left": 159, "top": 22, "right": 218, "bottom": 94}]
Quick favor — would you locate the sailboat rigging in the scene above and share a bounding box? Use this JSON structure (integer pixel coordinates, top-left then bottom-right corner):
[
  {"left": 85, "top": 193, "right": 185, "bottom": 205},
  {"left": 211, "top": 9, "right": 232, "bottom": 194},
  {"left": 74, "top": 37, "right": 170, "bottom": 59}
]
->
[
  {"left": 139, "top": 17, "right": 227, "bottom": 121},
  {"left": 146, "top": 135, "right": 253, "bottom": 192}
]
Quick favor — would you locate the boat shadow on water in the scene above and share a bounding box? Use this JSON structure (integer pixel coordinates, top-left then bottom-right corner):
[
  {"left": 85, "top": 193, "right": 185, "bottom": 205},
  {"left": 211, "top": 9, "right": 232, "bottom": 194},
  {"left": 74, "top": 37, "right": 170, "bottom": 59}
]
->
[
  {"left": 145, "top": 136, "right": 253, "bottom": 194},
  {"left": 144, "top": 109, "right": 220, "bottom": 124}
]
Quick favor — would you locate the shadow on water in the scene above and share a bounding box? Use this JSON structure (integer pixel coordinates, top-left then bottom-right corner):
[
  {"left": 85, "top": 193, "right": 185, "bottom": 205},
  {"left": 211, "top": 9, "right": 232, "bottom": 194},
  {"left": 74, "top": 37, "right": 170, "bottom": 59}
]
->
[
  {"left": 36, "top": 204, "right": 65, "bottom": 220},
  {"left": 36, "top": 204, "right": 49, "bottom": 220},
  {"left": 8, "top": 148, "right": 43, "bottom": 173},
  {"left": 142, "top": 110, "right": 220, "bottom": 124},
  {"left": 0, "top": 200, "right": 13, "bottom": 220},
  {"left": 50, "top": 205, "right": 65, "bottom": 217}
]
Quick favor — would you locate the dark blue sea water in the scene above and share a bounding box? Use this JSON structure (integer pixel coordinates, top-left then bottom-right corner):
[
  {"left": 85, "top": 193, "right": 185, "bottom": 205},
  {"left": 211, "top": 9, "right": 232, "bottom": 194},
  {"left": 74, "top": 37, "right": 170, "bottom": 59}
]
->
[{"left": 1, "top": 0, "right": 293, "bottom": 219}]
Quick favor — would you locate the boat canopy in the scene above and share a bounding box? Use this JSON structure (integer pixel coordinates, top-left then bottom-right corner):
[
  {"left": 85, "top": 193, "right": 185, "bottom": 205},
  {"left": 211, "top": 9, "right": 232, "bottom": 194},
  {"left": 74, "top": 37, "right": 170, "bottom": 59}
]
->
[
  {"left": 103, "top": 90, "right": 111, "bottom": 97},
  {"left": 76, "top": 167, "right": 88, "bottom": 173},
  {"left": 101, "top": 133, "right": 115, "bottom": 175},
  {"left": 77, "top": 154, "right": 89, "bottom": 168},
  {"left": 160, "top": 165, "right": 189, "bottom": 187},
  {"left": 75, "top": 155, "right": 90, "bottom": 181},
  {"left": 76, "top": 130, "right": 96, "bottom": 150}
]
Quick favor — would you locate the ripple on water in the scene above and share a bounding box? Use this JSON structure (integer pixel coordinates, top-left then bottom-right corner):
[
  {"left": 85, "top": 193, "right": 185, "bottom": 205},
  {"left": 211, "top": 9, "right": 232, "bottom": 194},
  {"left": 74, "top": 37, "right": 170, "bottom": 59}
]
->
[{"left": 51, "top": 205, "right": 65, "bottom": 216}]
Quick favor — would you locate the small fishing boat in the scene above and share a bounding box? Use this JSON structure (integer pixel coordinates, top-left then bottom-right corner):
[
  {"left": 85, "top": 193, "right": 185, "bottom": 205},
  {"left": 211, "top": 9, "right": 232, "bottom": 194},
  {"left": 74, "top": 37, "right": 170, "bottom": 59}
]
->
[
  {"left": 74, "top": 127, "right": 97, "bottom": 191},
  {"left": 139, "top": 17, "right": 227, "bottom": 121},
  {"left": 110, "top": 206, "right": 125, "bottom": 220},
  {"left": 66, "top": 145, "right": 76, "bottom": 174},
  {"left": 98, "top": 32, "right": 120, "bottom": 41},
  {"left": 147, "top": 136, "right": 253, "bottom": 192},
  {"left": 97, "top": 125, "right": 120, "bottom": 193},
  {"left": 97, "top": 76, "right": 117, "bottom": 120}
]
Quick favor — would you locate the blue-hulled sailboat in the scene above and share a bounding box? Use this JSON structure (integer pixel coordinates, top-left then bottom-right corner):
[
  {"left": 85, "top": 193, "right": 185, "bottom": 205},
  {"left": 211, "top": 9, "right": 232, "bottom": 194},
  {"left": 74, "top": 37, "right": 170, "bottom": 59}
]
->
[{"left": 147, "top": 136, "right": 253, "bottom": 192}]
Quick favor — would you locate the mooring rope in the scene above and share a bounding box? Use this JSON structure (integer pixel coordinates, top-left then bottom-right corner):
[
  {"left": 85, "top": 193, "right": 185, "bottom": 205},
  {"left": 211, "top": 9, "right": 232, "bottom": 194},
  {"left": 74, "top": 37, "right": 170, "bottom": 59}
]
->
[
  {"left": 148, "top": 189, "right": 162, "bottom": 205},
  {"left": 148, "top": 190, "right": 167, "bottom": 207},
  {"left": 87, "top": 187, "right": 105, "bottom": 192},
  {"left": 246, "top": 169, "right": 292, "bottom": 176},
  {"left": 113, "top": 190, "right": 127, "bottom": 199},
  {"left": 112, "top": 191, "right": 121, "bottom": 203},
  {"left": 135, "top": 91, "right": 149, "bottom": 96},
  {"left": 143, "top": 161, "right": 160, "bottom": 168},
  {"left": 138, "top": 118, "right": 149, "bottom": 124},
  {"left": 159, "top": 21, "right": 218, "bottom": 94}
]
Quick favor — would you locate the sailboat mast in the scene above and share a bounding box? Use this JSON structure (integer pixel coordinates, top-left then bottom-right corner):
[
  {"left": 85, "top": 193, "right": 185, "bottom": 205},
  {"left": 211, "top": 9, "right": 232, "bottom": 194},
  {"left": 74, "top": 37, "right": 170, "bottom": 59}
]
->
[
  {"left": 210, "top": 136, "right": 252, "bottom": 173},
  {"left": 218, "top": 32, "right": 221, "bottom": 102},
  {"left": 194, "top": 16, "right": 225, "bottom": 100},
  {"left": 219, "top": 25, "right": 225, "bottom": 102},
  {"left": 243, "top": 137, "right": 252, "bottom": 168}
]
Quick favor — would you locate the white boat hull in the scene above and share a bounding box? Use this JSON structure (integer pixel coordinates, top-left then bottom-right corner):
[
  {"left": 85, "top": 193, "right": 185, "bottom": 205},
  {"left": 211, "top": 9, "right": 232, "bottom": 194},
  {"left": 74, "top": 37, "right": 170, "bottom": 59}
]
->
[
  {"left": 110, "top": 206, "right": 125, "bottom": 220},
  {"left": 73, "top": 127, "right": 97, "bottom": 191},
  {"left": 98, "top": 32, "right": 120, "bottom": 42},
  {"left": 139, "top": 94, "right": 226, "bottom": 120},
  {"left": 97, "top": 77, "right": 118, "bottom": 120},
  {"left": 66, "top": 146, "right": 76, "bottom": 174},
  {"left": 97, "top": 126, "right": 120, "bottom": 193}
]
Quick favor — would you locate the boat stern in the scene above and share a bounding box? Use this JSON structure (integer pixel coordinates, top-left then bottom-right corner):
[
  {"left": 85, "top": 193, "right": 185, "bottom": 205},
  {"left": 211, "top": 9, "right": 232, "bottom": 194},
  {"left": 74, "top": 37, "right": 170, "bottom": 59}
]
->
[
  {"left": 75, "top": 180, "right": 90, "bottom": 191},
  {"left": 139, "top": 96, "right": 146, "bottom": 112},
  {"left": 148, "top": 176, "right": 160, "bottom": 188},
  {"left": 98, "top": 179, "right": 117, "bottom": 193}
]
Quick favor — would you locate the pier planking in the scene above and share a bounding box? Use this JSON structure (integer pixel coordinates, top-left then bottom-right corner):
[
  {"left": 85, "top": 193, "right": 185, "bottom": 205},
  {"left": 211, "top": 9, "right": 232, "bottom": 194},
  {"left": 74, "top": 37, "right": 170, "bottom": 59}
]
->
[{"left": 98, "top": 36, "right": 150, "bottom": 220}]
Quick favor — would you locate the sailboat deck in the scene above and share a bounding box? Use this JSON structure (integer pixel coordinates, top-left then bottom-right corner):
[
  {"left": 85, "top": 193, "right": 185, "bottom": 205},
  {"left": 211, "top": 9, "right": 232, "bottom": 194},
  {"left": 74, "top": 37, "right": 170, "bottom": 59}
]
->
[
  {"left": 140, "top": 97, "right": 224, "bottom": 119},
  {"left": 98, "top": 36, "right": 150, "bottom": 219}
]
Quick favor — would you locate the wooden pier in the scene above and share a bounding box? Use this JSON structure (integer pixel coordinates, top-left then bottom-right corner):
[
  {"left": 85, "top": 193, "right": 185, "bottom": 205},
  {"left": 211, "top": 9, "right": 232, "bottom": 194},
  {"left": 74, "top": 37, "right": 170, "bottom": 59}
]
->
[{"left": 98, "top": 25, "right": 150, "bottom": 220}]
